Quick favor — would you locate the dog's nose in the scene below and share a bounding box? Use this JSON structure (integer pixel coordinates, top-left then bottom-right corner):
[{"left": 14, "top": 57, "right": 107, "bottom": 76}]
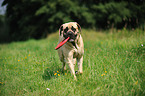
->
[{"left": 67, "top": 31, "right": 73, "bottom": 35}]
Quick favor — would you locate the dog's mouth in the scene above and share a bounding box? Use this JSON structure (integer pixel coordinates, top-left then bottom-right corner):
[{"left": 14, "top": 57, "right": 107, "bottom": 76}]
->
[
  {"left": 55, "top": 37, "right": 70, "bottom": 50},
  {"left": 68, "top": 38, "right": 74, "bottom": 42},
  {"left": 64, "top": 31, "right": 77, "bottom": 42}
]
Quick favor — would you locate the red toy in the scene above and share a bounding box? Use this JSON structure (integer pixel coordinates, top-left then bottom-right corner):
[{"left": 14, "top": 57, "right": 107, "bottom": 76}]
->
[{"left": 55, "top": 37, "right": 70, "bottom": 50}]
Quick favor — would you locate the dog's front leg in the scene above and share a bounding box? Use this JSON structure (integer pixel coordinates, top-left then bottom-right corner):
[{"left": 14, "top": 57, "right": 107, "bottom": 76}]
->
[
  {"left": 65, "top": 58, "right": 77, "bottom": 80},
  {"left": 77, "top": 56, "right": 83, "bottom": 74}
]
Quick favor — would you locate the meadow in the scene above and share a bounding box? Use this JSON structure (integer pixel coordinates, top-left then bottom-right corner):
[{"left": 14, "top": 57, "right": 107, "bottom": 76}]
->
[{"left": 0, "top": 29, "right": 145, "bottom": 96}]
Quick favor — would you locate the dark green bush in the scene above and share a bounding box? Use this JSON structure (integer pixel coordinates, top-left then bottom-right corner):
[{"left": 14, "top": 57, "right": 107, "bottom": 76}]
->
[{"left": 2, "top": 0, "right": 145, "bottom": 41}]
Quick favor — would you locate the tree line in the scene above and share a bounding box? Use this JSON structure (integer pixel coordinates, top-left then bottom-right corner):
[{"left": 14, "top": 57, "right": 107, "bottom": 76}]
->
[{"left": 1, "top": 0, "right": 145, "bottom": 41}]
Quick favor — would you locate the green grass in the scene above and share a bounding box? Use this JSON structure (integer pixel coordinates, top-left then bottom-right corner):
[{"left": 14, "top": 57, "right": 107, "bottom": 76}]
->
[{"left": 0, "top": 29, "right": 145, "bottom": 96}]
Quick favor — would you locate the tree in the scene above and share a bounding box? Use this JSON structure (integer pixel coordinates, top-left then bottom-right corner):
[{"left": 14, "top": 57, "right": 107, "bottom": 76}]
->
[
  {"left": 2, "top": 0, "right": 43, "bottom": 40},
  {"left": 91, "top": 2, "right": 131, "bottom": 29},
  {"left": 2, "top": 0, "right": 145, "bottom": 41}
]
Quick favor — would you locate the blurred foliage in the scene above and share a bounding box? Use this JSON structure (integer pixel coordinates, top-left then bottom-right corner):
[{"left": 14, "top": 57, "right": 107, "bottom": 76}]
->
[
  {"left": 0, "top": 15, "right": 9, "bottom": 42},
  {"left": 91, "top": 2, "right": 131, "bottom": 28},
  {"left": 1, "top": 0, "right": 145, "bottom": 41}
]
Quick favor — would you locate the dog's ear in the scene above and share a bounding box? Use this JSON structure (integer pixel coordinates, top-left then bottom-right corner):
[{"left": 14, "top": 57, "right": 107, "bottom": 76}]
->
[
  {"left": 77, "top": 23, "right": 81, "bottom": 33},
  {"left": 59, "top": 25, "right": 63, "bottom": 36}
]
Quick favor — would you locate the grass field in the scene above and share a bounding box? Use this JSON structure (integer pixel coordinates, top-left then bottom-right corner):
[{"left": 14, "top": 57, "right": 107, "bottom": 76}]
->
[{"left": 0, "top": 29, "right": 145, "bottom": 96}]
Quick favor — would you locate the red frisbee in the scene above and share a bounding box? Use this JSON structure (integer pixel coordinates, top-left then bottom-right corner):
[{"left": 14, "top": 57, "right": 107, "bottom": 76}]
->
[{"left": 55, "top": 37, "right": 70, "bottom": 50}]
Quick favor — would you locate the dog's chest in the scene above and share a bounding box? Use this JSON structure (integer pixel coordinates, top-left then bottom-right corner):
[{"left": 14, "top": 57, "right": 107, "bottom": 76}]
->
[
  {"left": 73, "top": 49, "right": 78, "bottom": 58},
  {"left": 73, "top": 47, "right": 83, "bottom": 58}
]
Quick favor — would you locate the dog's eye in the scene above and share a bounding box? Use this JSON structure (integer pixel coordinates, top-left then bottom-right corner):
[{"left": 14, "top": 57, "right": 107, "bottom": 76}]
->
[
  {"left": 64, "top": 27, "right": 68, "bottom": 33},
  {"left": 71, "top": 26, "right": 76, "bottom": 32}
]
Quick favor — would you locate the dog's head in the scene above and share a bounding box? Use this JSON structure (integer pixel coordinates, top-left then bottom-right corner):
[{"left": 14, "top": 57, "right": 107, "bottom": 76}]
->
[{"left": 59, "top": 22, "right": 81, "bottom": 42}]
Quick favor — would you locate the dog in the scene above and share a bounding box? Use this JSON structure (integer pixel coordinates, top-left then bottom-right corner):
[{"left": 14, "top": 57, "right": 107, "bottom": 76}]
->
[{"left": 57, "top": 22, "right": 84, "bottom": 80}]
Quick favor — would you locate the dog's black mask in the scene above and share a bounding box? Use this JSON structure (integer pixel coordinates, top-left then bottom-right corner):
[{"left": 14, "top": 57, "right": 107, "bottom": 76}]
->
[{"left": 63, "top": 26, "right": 77, "bottom": 42}]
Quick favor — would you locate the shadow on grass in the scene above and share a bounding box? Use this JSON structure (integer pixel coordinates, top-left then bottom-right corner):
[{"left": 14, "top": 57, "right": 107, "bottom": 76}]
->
[
  {"left": 42, "top": 66, "right": 71, "bottom": 80},
  {"left": 42, "top": 67, "right": 62, "bottom": 80},
  {"left": 42, "top": 67, "right": 80, "bottom": 80}
]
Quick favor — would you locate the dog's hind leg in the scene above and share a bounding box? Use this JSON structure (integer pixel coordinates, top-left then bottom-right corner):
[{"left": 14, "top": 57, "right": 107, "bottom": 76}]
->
[
  {"left": 61, "top": 58, "right": 67, "bottom": 72},
  {"left": 77, "top": 56, "right": 83, "bottom": 74},
  {"left": 62, "top": 62, "right": 66, "bottom": 71},
  {"left": 73, "top": 58, "right": 76, "bottom": 68}
]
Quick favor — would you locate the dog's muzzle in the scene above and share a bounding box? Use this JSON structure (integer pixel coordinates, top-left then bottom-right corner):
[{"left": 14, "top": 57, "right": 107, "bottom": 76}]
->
[{"left": 64, "top": 31, "right": 77, "bottom": 42}]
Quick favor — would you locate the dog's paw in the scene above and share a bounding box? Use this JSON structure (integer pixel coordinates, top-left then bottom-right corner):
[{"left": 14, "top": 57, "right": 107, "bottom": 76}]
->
[
  {"left": 74, "top": 75, "right": 77, "bottom": 81},
  {"left": 79, "top": 72, "right": 83, "bottom": 75},
  {"left": 75, "top": 71, "right": 83, "bottom": 75},
  {"left": 75, "top": 71, "right": 79, "bottom": 75}
]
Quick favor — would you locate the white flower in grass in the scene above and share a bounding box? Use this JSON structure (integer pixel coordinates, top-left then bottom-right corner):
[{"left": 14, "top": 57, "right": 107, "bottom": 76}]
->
[
  {"left": 141, "top": 44, "right": 143, "bottom": 47},
  {"left": 46, "top": 88, "right": 50, "bottom": 91}
]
